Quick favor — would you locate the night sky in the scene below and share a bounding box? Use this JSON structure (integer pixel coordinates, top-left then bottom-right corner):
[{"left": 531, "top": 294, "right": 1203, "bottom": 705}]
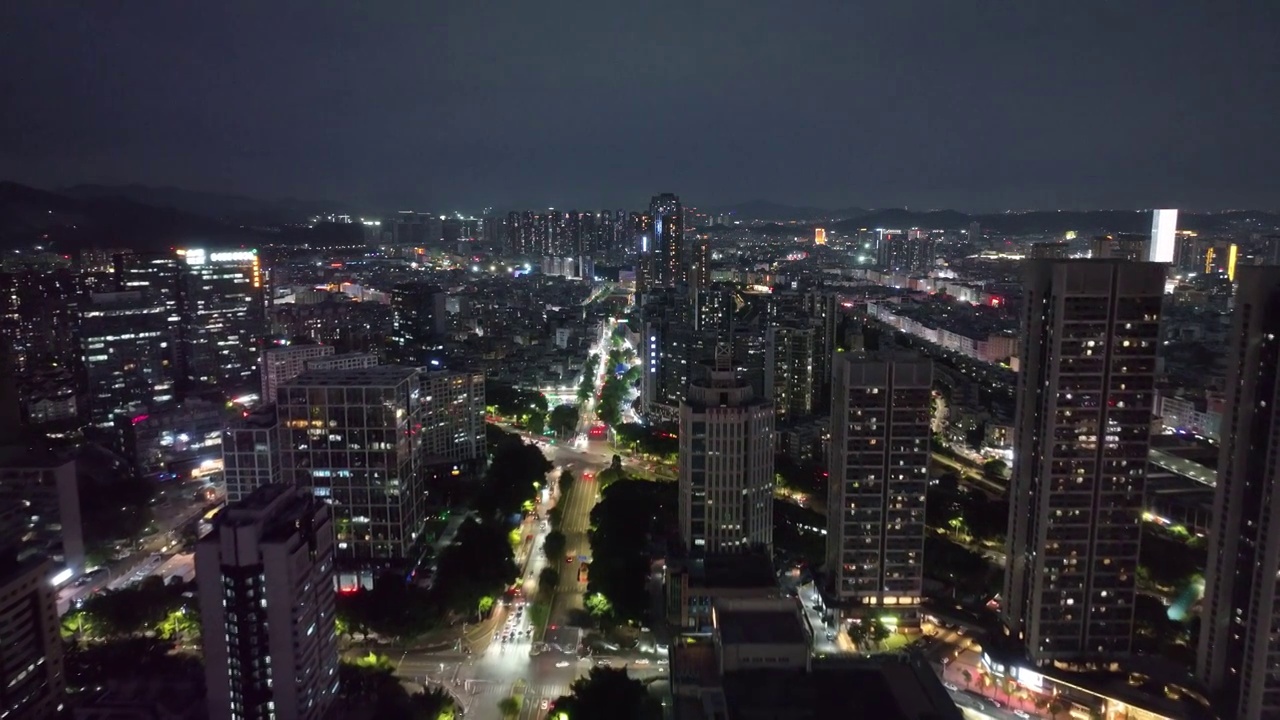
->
[{"left": 2, "top": 2, "right": 1277, "bottom": 212}]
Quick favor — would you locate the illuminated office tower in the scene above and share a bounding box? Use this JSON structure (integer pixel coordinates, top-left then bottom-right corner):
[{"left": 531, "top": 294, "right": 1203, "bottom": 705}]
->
[
  {"left": 650, "top": 193, "right": 684, "bottom": 288},
  {"left": 1147, "top": 209, "right": 1178, "bottom": 263},
  {"left": 815, "top": 228, "right": 827, "bottom": 245},
  {"left": 826, "top": 352, "right": 931, "bottom": 617},
  {"left": 177, "top": 249, "right": 264, "bottom": 393},
  {"left": 1004, "top": 260, "right": 1164, "bottom": 662},
  {"left": 78, "top": 291, "right": 176, "bottom": 427},
  {"left": 1198, "top": 267, "right": 1280, "bottom": 719},
  {"left": 197, "top": 484, "right": 338, "bottom": 720},
  {"left": 278, "top": 366, "right": 427, "bottom": 567},
  {"left": 261, "top": 344, "right": 334, "bottom": 403},
  {"left": 678, "top": 350, "right": 774, "bottom": 555}
]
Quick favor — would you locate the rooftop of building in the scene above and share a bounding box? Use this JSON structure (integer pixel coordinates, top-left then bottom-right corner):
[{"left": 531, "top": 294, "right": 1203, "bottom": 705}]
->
[
  {"left": 718, "top": 655, "right": 962, "bottom": 720},
  {"left": 681, "top": 551, "right": 778, "bottom": 591},
  {"left": 214, "top": 484, "right": 324, "bottom": 542},
  {"left": 715, "top": 604, "right": 807, "bottom": 646},
  {"left": 231, "top": 405, "right": 278, "bottom": 430},
  {"left": 286, "top": 364, "right": 419, "bottom": 387}
]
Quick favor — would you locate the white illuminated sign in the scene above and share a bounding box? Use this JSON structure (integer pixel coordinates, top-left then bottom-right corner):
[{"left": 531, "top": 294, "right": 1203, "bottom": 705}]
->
[
  {"left": 50, "top": 568, "right": 73, "bottom": 586},
  {"left": 210, "top": 251, "right": 257, "bottom": 263}
]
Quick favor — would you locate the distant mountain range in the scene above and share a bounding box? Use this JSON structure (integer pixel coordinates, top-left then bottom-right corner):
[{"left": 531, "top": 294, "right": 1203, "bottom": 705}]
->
[
  {"left": 59, "top": 184, "right": 358, "bottom": 226},
  {"left": 3, "top": 181, "right": 1277, "bottom": 253},
  {"left": 0, "top": 183, "right": 366, "bottom": 252},
  {"left": 713, "top": 200, "right": 1280, "bottom": 236}
]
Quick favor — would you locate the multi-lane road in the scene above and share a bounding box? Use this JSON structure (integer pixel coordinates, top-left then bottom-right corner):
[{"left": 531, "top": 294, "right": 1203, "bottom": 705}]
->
[{"left": 396, "top": 436, "right": 667, "bottom": 720}]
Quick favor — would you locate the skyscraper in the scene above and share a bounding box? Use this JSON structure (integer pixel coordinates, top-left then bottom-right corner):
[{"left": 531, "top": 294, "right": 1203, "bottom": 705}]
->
[
  {"left": 1003, "top": 259, "right": 1164, "bottom": 663},
  {"left": 197, "top": 484, "right": 339, "bottom": 720},
  {"left": 650, "top": 193, "right": 684, "bottom": 288},
  {"left": 278, "top": 366, "right": 427, "bottom": 567},
  {"left": 79, "top": 290, "right": 176, "bottom": 427},
  {"left": 1198, "top": 266, "right": 1280, "bottom": 719},
  {"left": 826, "top": 352, "right": 931, "bottom": 618},
  {"left": 177, "top": 248, "right": 264, "bottom": 393},
  {"left": 678, "top": 349, "right": 774, "bottom": 555},
  {"left": 420, "top": 370, "right": 487, "bottom": 469}
]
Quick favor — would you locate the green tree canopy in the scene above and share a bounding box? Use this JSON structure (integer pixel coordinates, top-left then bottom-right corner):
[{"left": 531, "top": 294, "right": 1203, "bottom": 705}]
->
[
  {"left": 543, "top": 530, "right": 568, "bottom": 562},
  {"left": 586, "top": 480, "right": 676, "bottom": 622},
  {"left": 432, "top": 518, "right": 519, "bottom": 616},
  {"left": 549, "top": 404, "right": 581, "bottom": 437},
  {"left": 551, "top": 667, "right": 661, "bottom": 720}
]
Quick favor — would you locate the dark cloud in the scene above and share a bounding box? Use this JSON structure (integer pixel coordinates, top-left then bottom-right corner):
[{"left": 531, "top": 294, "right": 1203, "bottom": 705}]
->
[{"left": 1, "top": 1, "right": 1277, "bottom": 211}]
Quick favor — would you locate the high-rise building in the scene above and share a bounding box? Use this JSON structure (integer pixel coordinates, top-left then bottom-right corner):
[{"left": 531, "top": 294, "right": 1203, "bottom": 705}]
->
[
  {"left": 0, "top": 554, "right": 65, "bottom": 718},
  {"left": 1198, "top": 266, "right": 1280, "bottom": 719},
  {"left": 1003, "top": 259, "right": 1164, "bottom": 663},
  {"left": 826, "top": 353, "right": 931, "bottom": 618},
  {"left": 0, "top": 269, "right": 81, "bottom": 373},
  {"left": 678, "top": 350, "right": 774, "bottom": 556},
  {"left": 877, "top": 230, "right": 935, "bottom": 273},
  {"left": 815, "top": 228, "right": 828, "bottom": 246},
  {"left": 279, "top": 366, "right": 427, "bottom": 565},
  {"left": 197, "top": 484, "right": 339, "bottom": 720},
  {"left": 0, "top": 450, "right": 83, "bottom": 572},
  {"left": 78, "top": 290, "right": 176, "bottom": 427},
  {"left": 650, "top": 193, "right": 685, "bottom": 288},
  {"left": 1029, "top": 241, "right": 1071, "bottom": 260},
  {"left": 177, "top": 248, "right": 264, "bottom": 394},
  {"left": 766, "top": 324, "right": 816, "bottom": 420},
  {"left": 1147, "top": 209, "right": 1178, "bottom": 263},
  {"left": 689, "top": 235, "right": 712, "bottom": 289},
  {"left": 260, "top": 344, "right": 335, "bottom": 404},
  {"left": 389, "top": 283, "right": 447, "bottom": 364},
  {"left": 222, "top": 405, "right": 281, "bottom": 503},
  {"left": 420, "top": 370, "right": 486, "bottom": 467}
]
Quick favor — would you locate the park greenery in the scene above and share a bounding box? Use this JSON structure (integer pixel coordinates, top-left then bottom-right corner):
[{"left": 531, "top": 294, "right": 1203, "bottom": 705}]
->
[
  {"left": 611, "top": 423, "right": 678, "bottom": 460},
  {"left": 485, "top": 380, "right": 549, "bottom": 433},
  {"left": 550, "top": 667, "right": 661, "bottom": 720},
  {"left": 63, "top": 576, "right": 197, "bottom": 643},
  {"left": 476, "top": 426, "right": 553, "bottom": 521},
  {"left": 586, "top": 480, "right": 677, "bottom": 624},
  {"left": 339, "top": 654, "right": 455, "bottom": 719}
]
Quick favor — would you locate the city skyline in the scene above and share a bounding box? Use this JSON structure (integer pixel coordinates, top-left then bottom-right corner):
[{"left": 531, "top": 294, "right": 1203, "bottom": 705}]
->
[{"left": 3, "top": 3, "right": 1279, "bottom": 212}]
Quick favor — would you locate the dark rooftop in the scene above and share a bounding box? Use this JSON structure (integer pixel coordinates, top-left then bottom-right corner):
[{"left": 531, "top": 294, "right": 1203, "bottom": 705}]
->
[
  {"left": 716, "top": 606, "right": 808, "bottom": 645},
  {"left": 720, "top": 655, "right": 962, "bottom": 720},
  {"left": 688, "top": 551, "right": 778, "bottom": 590}
]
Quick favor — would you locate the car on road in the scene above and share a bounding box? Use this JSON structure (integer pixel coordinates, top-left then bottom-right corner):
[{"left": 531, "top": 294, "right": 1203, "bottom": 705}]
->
[
  {"left": 1013, "top": 711, "right": 1030, "bottom": 719},
  {"left": 633, "top": 659, "right": 650, "bottom": 665},
  {"left": 595, "top": 659, "right": 612, "bottom": 667},
  {"left": 555, "top": 661, "right": 571, "bottom": 668},
  {"left": 943, "top": 682, "right": 958, "bottom": 692}
]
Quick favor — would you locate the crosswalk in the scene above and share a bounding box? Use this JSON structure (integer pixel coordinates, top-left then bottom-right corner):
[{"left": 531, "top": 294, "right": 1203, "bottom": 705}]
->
[{"left": 463, "top": 681, "right": 571, "bottom": 699}]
